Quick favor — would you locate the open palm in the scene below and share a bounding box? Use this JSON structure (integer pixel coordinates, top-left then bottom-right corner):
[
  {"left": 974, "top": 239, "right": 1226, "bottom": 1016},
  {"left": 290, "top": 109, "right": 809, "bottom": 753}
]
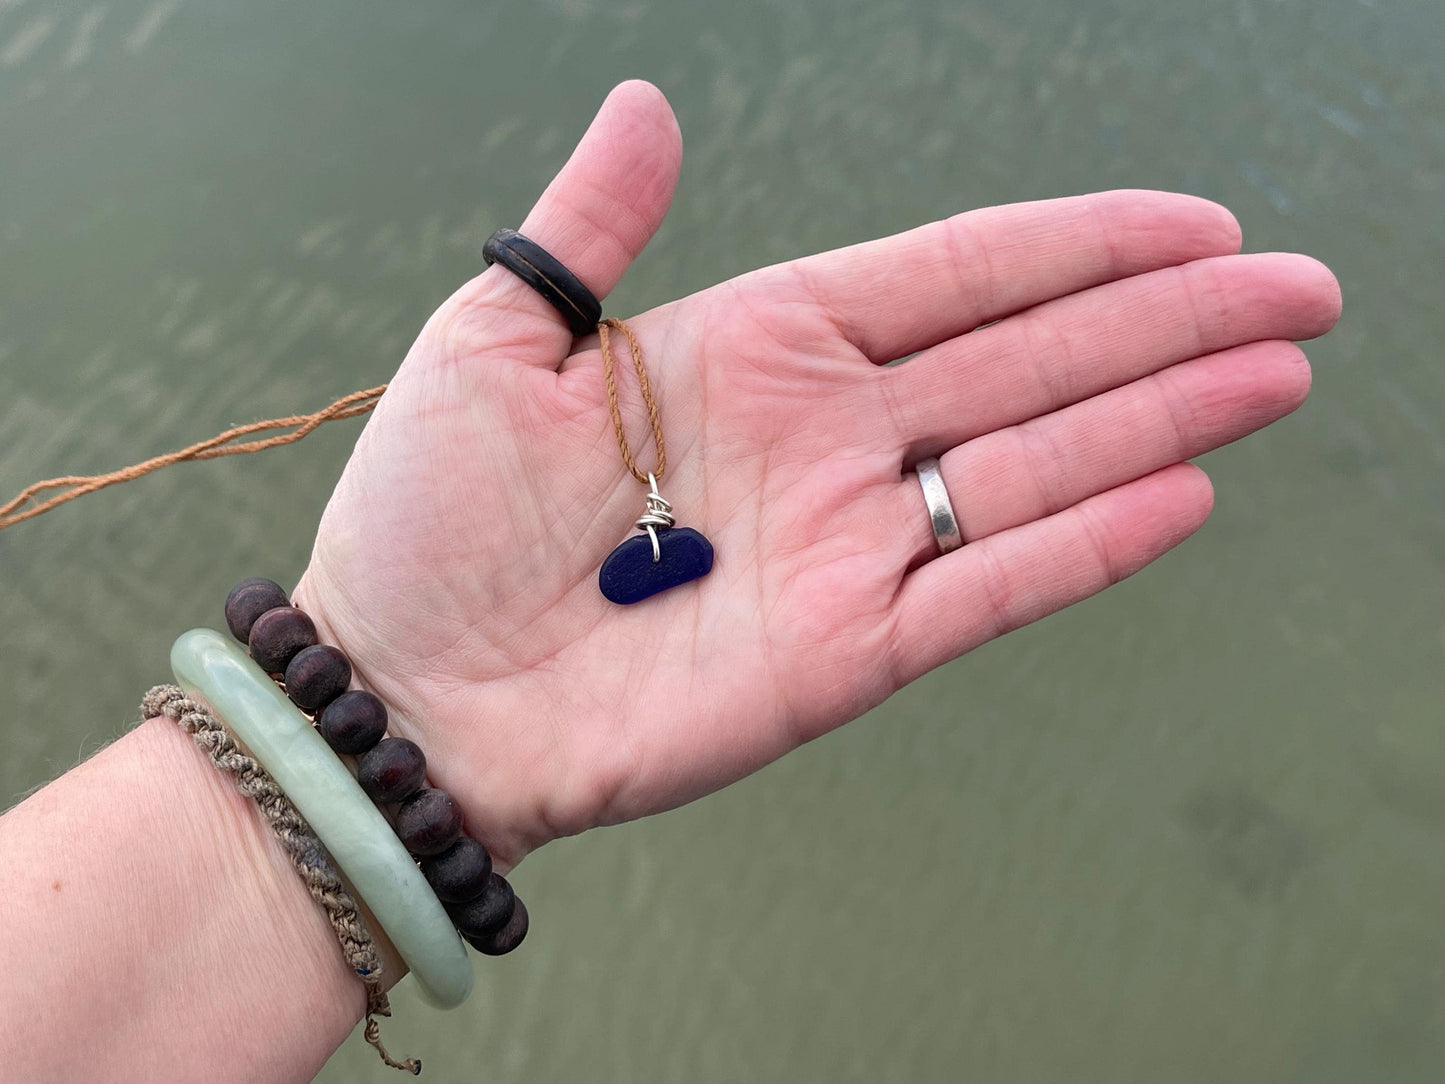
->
[{"left": 294, "top": 82, "right": 1340, "bottom": 869}]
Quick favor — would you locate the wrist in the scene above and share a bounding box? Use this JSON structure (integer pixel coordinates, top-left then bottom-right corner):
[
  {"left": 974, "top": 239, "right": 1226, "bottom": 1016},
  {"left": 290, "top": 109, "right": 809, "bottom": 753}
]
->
[
  {"left": 292, "top": 565, "right": 540, "bottom": 873},
  {"left": 0, "top": 716, "right": 381, "bottom": 1080},
  {"left": 140, "top": 714, "right": 408, "bottom": 989}
]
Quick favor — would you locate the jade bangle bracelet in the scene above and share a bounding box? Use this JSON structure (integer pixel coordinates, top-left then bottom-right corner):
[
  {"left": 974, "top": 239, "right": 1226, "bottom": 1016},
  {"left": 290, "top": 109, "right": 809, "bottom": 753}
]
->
[{"left": 171, "top": 627, "right": 473, "bottom": 1008}]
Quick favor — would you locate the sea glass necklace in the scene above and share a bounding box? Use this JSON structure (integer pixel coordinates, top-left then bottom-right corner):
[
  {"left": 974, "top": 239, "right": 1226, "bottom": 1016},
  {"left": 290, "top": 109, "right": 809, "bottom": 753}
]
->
[{"left": 595, "top": 317, "right": 714, "bottom": 605}]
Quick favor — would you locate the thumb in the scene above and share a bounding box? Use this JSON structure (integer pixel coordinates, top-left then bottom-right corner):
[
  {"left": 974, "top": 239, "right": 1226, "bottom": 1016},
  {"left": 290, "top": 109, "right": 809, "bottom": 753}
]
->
[{"left": 443, "top": 80, "right": 683, "bottom": 368}]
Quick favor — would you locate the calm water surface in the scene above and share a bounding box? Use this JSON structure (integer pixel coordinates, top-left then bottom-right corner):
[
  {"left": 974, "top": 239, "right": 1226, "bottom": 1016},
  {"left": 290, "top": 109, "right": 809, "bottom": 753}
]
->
[{"left": 1, "top": 1, "right": 1440, "bottom": 1081}]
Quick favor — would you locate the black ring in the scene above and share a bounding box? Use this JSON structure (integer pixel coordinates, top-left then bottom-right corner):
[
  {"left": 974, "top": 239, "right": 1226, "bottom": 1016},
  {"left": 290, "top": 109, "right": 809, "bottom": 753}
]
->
[{"left": 482, "top": 229, "right": 602, "bottom": 338}]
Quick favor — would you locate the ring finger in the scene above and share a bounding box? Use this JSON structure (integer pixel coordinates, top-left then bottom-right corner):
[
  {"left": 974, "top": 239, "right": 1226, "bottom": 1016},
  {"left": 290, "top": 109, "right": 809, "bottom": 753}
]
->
[{"left": 893, "top": 338, "right": 1311, "bottom": 567}]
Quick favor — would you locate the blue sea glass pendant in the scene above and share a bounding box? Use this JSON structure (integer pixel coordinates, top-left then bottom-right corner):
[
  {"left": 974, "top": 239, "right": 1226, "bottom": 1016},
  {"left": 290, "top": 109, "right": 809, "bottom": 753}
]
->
[{"left": 599, "top": 474, "right": 714, "bottom": 605}]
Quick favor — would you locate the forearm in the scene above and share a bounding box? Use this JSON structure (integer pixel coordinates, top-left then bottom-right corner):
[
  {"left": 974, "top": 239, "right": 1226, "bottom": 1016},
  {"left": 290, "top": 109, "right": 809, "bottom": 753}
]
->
[{"left": 0, "top": 716, "right": 392, "bottom": 1083}]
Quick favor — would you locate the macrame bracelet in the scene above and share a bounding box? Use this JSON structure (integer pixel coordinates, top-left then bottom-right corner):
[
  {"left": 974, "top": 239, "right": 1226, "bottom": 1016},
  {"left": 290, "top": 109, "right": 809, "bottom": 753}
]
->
[
  {"left": 224, "top": 578, "right": 530, "bottom": 955},
  {"left": 140, "top": 685, "right": 421, "bottom": 1075}
]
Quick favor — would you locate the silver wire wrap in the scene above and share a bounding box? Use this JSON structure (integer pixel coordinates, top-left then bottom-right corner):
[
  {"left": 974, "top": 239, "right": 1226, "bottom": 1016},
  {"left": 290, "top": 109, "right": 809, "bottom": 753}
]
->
[{"left": 635, "top": 472, "right": 676, "bottom": 562}]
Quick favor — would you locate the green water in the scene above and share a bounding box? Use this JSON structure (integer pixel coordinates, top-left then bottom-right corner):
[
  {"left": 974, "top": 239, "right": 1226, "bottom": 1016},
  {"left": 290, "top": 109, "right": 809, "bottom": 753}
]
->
[{"left": 1, "top": 1, "right": 1440, "bottom": 1080}]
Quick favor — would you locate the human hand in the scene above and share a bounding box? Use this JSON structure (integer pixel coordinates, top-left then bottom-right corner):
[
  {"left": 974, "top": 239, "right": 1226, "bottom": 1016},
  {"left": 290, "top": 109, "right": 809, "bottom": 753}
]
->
[{"left": 294, "top": 81, "right": 1341, "bottom": 869}]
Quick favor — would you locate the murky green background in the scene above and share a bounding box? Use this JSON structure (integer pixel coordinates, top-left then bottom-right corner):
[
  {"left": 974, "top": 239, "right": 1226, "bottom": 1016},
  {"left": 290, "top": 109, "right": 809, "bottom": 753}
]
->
[{"left": 1, "top": 1, "right": 1440, "bottom": 1080}]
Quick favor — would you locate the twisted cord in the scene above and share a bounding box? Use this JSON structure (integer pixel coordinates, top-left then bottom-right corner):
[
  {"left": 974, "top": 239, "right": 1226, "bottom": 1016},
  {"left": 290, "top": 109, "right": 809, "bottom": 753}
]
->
[
  {"left": 142, "top": 684, "right": 421, "bottom": 1075},
  {"left": 598, "top": 317, "right": 666, "bottom": 484},
  {"left": 0, "top": 385, "right": 387, "bottom": 531},
  {"left": 0, "top": 314, "right": 661, "bottom": 531}
]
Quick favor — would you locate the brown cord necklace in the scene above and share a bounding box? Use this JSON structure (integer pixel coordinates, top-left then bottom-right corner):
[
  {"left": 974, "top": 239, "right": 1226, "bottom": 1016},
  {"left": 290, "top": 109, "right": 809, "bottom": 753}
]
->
[
  {"left": 595, "top": 317, "right": 714, "bottom": 605},
  {"left": 0, "top": 317, "right": 714, "bottom": 605},
  {"left": 4, "top": 222, "right": 716, "bottom": 606}
]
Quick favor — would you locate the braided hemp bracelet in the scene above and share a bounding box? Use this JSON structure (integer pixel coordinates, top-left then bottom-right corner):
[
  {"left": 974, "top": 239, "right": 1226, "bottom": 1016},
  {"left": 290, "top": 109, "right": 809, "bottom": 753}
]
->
[{"left": 141, "top": 685, "right": 421, "bottom": 1075}]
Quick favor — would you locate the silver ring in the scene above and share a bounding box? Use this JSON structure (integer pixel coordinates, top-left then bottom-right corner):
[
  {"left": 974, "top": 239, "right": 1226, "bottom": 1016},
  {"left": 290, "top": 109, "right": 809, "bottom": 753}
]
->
[{"left": 915, "top": 457, "right": 963, "bottom": 556}]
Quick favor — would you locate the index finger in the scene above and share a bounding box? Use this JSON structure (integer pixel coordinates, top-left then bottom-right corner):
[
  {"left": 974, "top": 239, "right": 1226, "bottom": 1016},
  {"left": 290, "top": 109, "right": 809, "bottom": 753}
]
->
[{"left": 756, "top": 190, "right": 1243, "bottom": 364}]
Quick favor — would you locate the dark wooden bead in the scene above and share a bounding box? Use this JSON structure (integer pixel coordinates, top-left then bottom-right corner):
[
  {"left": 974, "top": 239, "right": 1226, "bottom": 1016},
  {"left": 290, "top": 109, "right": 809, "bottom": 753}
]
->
[
  {"left": 317, "top": 690, "right": 388, "bottom": 755},
  {"left": 357, "top": 737, "right": 426, "bottom": 803},
  {"left": 464, "top": 897, "right": 528, "bottom": 956},
  {"left": 284, "top": 644, "right": 352, "bottom": 713},
  {"left": 225, "top": 578, "right": 291, "bottom": 643},
  {"left": 248, "top": 606, "right": 317, "bottom": 674},
  {"left": 447, "top": 873, "right": 515, "bottom": 938},
  {"left": 419, "top": 837, "right": 492, "bottom": 903},
  {"left": 395, "top": 788, "right": 463, "bottom": 856}
]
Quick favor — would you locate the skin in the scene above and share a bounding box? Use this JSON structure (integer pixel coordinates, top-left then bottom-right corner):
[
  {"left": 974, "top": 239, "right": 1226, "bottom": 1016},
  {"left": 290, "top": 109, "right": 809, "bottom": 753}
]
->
[
  {"left": 295, "top": 81, "right": 1340, "bottom": 870},
  {"left": 0, "top": 80, "right": 1340, "bottom": 1081}
]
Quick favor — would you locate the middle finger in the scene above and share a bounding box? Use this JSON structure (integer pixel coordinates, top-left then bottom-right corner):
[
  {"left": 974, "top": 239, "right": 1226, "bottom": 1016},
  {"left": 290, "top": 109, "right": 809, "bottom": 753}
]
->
[{"left": 879, "top": 251, "right": 1338, "bottom": 457}]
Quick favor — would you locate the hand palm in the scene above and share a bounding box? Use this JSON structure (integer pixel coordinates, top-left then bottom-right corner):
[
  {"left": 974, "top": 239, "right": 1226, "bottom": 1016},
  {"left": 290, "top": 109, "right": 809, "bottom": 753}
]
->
[{"left": 295, "top": 83, "right": 1339, "bottom": 868}]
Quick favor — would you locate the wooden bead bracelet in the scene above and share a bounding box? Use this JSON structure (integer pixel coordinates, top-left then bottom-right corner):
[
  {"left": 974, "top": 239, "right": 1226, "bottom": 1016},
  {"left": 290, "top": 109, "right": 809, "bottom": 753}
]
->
[{"left": 224, "top": 577, "right": 529, "bottom": 957}]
